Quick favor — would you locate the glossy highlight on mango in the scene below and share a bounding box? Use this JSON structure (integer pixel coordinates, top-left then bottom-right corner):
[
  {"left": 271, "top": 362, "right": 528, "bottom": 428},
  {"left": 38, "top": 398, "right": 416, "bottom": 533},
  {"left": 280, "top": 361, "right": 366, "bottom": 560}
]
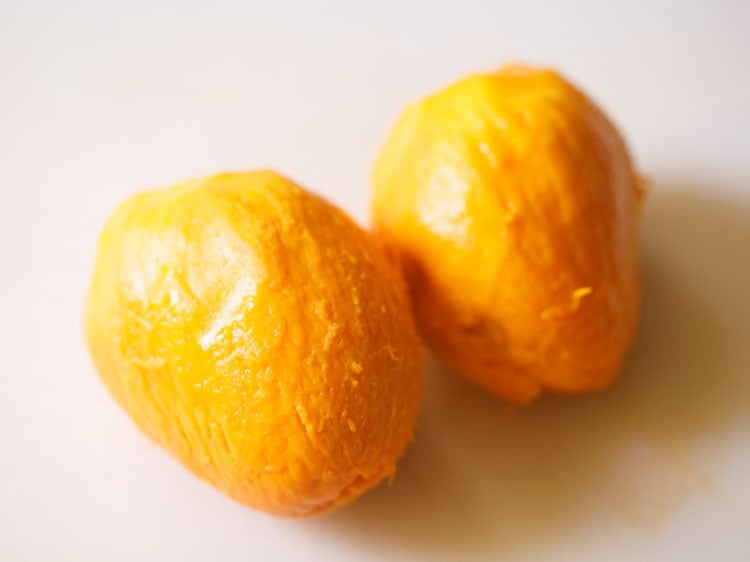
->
[
  {"left": 85, "top": 170, "right": 423, "bottom": 517},
  {"left": 372, "top": 64, "right": 642, "bottom": 403}
]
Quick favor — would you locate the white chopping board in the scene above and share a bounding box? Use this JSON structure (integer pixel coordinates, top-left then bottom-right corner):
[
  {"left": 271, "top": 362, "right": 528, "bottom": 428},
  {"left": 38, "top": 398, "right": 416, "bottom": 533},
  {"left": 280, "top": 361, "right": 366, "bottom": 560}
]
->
[{"left": 1, "top": 1, "right": 749, "bottom": 560}]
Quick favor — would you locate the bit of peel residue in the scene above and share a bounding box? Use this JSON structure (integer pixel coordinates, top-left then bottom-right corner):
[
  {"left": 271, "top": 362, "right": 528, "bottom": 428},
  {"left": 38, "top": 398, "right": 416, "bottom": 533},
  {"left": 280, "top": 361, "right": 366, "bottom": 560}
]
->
[
  {"left": 570, "top": 286, "right": 592, "bottom": 311},
  {"left": 540, "top": 287, "right": 592, "bottom": 320}
]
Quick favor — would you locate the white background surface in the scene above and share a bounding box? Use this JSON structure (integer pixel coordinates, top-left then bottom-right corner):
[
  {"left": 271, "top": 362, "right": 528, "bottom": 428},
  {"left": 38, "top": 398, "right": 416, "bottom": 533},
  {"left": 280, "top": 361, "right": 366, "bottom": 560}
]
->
[{"left": 1, "top": 1, "right": 749, "bottom": 560}]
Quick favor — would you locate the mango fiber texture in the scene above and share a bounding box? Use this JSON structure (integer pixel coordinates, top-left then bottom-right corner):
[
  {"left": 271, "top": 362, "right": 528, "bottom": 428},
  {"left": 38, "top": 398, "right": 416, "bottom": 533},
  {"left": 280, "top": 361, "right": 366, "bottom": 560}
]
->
[
  {"left": 85, "top": 170, "right": 423, "bottom": 516},
  {"left": 372, "top": 65, "right": 642, "bottom": 403}
]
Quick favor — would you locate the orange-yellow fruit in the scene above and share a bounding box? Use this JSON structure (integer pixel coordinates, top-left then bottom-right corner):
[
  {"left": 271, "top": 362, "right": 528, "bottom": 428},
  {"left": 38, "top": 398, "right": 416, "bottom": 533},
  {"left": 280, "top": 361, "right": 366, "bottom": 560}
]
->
[
  {"left": 85, "top": 170, "right": 422, "bottom": 517},
  {"left": 372, "top": 64, "right": 642, "bottom": 403}
]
